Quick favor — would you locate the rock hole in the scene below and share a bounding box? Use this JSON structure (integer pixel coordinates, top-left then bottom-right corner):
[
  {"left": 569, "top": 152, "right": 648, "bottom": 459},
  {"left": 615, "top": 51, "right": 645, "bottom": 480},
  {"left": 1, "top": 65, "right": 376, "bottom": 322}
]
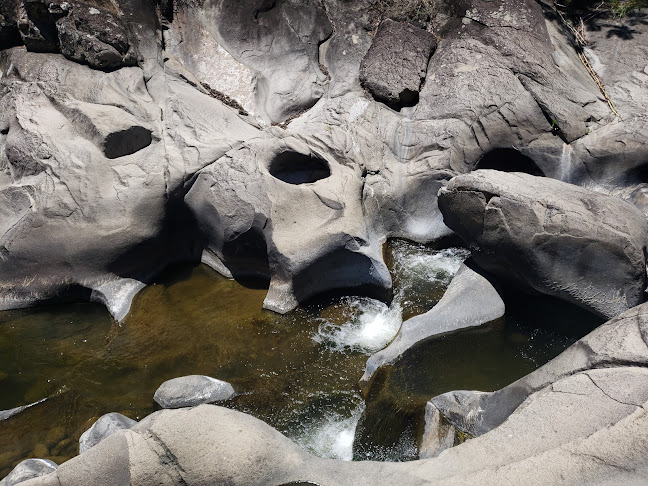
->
[
  {"left": 475, "top": 149, "right": 544, "bottom": 176},
  {"left": 268, "top": 151, "right": 331, "bottom": 185},
  {"left": 104, "top": 126, "right": 153, "bottom": 159},
  {"left": 222, "top": 227, "right": 271, "bottom": 286}
]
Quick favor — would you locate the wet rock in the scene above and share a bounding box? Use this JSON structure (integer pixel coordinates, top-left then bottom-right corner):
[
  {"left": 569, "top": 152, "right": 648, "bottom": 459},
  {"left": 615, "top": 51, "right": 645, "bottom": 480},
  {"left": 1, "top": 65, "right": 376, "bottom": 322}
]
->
[
  {"left": 153, "top": 375, "right": 236, "bottom": 409},
  {"left": 79, "top": 412, "right": 137, "bottom": 454},
  {"left": 360, "top": 261, "right": 504, "bottom": 392},
  {"left": 359, "top": 19, "right": 436, "bottom": 107},
  {"left": 424, "top": 300, "right": 648, "bottom": 443},
  {"left": 0, "top": 458, "right": 57, "bottom": 486},
  {"left": 438, "top": 170, "right": 648, "bottom": 319},
  {"left": 0, "top": 399, "right": 47, "bottom": 422}
]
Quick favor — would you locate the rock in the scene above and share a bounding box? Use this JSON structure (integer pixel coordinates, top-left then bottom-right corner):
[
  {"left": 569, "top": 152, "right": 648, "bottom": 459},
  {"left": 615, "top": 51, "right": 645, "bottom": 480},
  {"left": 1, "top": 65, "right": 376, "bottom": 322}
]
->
[
  {"left": 153, "top": 375, "right": 236, "bottom": 409},
  {"left": 0, "top": 459, "right": 57, "bottom": 486},
  {"left": 424, "top": 300, "right": 648, "bottom": 443},
  {"left": 15, "top": 0, "right": 137, "bottom": 70},
  {"left": 16, "top": 400, "right": 648, "bottom": 485},
  {"left": 55, "top": 2, "right": 138, "bottom": 71},
  {"left": 184, "top": 136, "right": 392, "bottom": 314},
  {"left": 359, "top": 19, "right": 436, "bottom": 106},
  {"left": 359, "top": 260, "right": 505, "bottom": 393},
  {"left": 78, "top": 412, "right": 137, "bottom": 454},
  {"left": 0, "top": 399, "right": 46, "bottom": 422},
  {"left": 438, "top": 170, "right": 648, "bottom": 319}
]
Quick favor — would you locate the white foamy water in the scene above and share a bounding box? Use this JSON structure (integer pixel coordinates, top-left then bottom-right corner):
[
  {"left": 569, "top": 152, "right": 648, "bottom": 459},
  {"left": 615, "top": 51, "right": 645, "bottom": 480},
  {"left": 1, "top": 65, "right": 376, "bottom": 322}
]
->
[
  {"left": 314, "top": 297, "right": 403, "bottom": 354},
  {"left": 391, "top": 244, "right": 471, "bottom": 289},
  {"left": 294, "top": 405, "right": 365, "bottom": 461}
]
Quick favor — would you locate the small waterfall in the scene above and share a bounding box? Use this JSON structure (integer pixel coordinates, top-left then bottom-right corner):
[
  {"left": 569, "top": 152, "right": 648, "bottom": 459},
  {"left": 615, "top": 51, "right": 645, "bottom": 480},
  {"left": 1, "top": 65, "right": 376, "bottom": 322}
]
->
[{"left": 559, "top": 143, "right": 573, "bottom": 183}]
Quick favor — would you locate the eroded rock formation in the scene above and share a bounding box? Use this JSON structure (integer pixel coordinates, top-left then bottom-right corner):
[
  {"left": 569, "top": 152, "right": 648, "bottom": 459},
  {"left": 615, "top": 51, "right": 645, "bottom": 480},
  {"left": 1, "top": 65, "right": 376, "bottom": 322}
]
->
[{"left": 1, "top": 0, "right": 648, "bottom": 483}]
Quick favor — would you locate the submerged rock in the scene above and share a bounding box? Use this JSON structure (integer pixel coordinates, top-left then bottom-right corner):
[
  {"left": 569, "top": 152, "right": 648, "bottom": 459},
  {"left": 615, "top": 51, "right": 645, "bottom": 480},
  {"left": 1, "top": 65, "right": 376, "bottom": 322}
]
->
[
  {"left": 438, "top": 170, "right": 648, "bottom": 319},
  {"left": 78, "top": 412, "right": 137, "bottom": 454},
  {"left": 0, "top": 459, "right": 57, "bottom": 486},
  {"left": 153, "top": 375, "right": 236, "bottom": 409}
]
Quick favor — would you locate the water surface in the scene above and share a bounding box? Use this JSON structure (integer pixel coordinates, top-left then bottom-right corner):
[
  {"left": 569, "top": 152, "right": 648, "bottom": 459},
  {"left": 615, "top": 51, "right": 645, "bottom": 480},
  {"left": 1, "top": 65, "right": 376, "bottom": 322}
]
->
[{"left": 0, "top": 241, "right": 598, "bottom": 475}]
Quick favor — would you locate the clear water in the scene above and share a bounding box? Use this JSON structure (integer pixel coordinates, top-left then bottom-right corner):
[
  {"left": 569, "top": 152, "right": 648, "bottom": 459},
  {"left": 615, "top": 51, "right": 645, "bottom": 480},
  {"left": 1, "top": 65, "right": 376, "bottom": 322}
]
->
[{"left": 0, "top": 240, "right": 597, "bottom": 476}]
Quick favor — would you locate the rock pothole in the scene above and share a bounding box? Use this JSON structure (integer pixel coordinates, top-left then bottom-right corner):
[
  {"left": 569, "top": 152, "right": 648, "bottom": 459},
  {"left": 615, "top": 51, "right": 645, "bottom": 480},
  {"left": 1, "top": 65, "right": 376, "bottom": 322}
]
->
[{"left": 268, "top": 151, "right": 331, "bottom": 185}]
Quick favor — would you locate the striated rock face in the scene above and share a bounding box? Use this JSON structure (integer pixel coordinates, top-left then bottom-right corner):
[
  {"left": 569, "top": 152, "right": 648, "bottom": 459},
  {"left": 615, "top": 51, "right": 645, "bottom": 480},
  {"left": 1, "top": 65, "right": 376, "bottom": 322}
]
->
[{"left": 438, "top": 170, "right": 648, "bottom": 319}]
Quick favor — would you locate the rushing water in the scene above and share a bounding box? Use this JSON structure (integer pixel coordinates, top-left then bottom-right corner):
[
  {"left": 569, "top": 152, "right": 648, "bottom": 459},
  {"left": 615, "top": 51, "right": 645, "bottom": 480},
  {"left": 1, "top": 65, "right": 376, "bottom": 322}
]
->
[{"left": 0, "top": 240, "right": 599, "bottom": 476}]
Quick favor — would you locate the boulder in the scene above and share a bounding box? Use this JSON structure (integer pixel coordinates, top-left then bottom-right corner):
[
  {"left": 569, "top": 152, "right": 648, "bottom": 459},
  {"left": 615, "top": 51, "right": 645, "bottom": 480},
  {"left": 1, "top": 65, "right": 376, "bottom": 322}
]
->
[
  {"left": 438, "top": 170, "right": 648, "bottom": 319},
  {"left": 153, "top": 375, "right": 236, "bottom": 409},
  {"left": 79, "top": 412, "right": 137, "bottom": 454},
  {"left": 359, "top": 19, "right": 436, "bottom": 106},
  {"left": 0, "top": 459, "right": 57, "bottom": 486}
]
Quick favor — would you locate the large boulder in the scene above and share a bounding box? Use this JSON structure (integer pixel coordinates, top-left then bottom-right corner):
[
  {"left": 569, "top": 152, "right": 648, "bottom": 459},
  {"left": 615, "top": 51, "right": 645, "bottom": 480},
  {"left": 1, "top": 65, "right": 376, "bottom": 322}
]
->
[
  {"left": 359, "top": 19, "right": 437, "bottom": 106},
  {"left": 438, "top": 170, "right": 648, "bottom": 319}
]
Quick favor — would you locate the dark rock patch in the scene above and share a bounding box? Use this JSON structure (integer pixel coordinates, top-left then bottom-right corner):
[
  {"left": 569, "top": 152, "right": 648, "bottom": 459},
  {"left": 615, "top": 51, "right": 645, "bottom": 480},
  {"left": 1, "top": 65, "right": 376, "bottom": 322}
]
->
[
  {"left": 360, "top": 19, "right": 436, "bottom": 109},
  {"left": 474, "top": 148, "right": 544, "bottom": 176}
]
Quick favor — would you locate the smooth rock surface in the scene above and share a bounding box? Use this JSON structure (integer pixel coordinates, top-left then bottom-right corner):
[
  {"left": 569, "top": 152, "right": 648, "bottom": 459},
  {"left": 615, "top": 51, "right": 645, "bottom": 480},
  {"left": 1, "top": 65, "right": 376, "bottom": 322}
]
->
[
  {"left": 78, "top": 412, "right": 137, "bottom": 454},
  {"left": 425, "top": 300, "right": 648, "bottom": 441},
  {"left": 0, "top": 459, "right": 57, "bottom": 486},
  {"left": 153, "top": 375, "right": 236, "bottom": 409},
  {"left": 360, "top": 261, "right": 505, "bottom": 392},
  {"left": 438, "top": 170, "right": 648, "bottom": 319}
]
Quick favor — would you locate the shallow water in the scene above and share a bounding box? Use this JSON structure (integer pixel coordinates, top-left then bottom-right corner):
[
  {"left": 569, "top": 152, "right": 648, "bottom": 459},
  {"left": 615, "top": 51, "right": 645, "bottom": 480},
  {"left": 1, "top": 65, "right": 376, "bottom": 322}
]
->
[{"left": 0, "top": 241, "right": 598, "bottom": 475}]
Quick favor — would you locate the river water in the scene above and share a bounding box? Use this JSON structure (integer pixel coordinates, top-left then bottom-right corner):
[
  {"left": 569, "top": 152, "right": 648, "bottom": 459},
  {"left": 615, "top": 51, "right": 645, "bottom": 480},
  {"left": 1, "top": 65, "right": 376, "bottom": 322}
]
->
[{"left": 0, "top": 240, "right": 600, "bottom": 475}]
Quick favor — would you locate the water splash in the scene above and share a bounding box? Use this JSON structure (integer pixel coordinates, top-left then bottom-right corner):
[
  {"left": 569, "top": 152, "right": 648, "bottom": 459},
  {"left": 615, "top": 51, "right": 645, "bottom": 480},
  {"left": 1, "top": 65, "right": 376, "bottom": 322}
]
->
[
  {"left": 314, "top": 298, "right": 402, "bottom": 354},
  {"left": 293, "top": 404, "right": 365, "bottom": 461}
]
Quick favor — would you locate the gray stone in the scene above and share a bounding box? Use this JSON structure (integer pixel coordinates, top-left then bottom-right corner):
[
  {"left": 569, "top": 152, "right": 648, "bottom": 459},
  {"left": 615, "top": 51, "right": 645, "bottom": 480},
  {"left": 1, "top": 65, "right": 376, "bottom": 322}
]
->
[
  {"left": 79, "top": 412, "right": 137, "bottom": 454},
  {"left": 438, "top": 170, "right": 648, "bottom": 319},
  {"left": 153, "top": 375, "right": 236, "bottom": 409},
  {"left": 425, "top": 300, "right": 648, "bottom": 440},
  {"left": 359, "top": 19, "right": 436, "bottom": 106},
  {"left": 360, "top": 261, "right": 505, "bottom": 392},
  {"left": 0, "top": 459, "right": 57, "bottom": 486}
]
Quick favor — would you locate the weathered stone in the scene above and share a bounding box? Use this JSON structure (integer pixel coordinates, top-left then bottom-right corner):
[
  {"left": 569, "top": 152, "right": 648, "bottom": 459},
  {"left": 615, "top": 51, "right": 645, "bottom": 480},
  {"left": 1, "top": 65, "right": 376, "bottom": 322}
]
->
[
  {"left": 79, "top": 412, "right": 137, "bottom": 454},
  {"left": 425, "top": 300, "right": 648, "bottom": 440},
  {"left": 359, "top": 19, "right": 436, "bottom": 106},
  {"left": 360, "top": 261, "right": 504, "bottom": 392},
  {"left": 0, "top": 459, "right": 57, "bottom": 486},
  {"left": 438, "top": 170, "right": 648, "bottom": 319},
  {"left": 153, "top": 375, "right": 235, "bottom": 409}
]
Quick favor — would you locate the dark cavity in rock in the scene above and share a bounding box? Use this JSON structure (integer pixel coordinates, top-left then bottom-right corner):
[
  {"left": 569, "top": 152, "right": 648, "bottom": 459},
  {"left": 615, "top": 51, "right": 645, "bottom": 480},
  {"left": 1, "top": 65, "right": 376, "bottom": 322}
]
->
[
  {"left": 222, "top": 227, "right": 271, "bottom": 284},
  {"left": 268, "top": 151, "right": 331, "bottom": 185},
  {"left": 475, "top": 148, "right": 545, "bottom": 176},
  {"left": 103, "top": 126, "right": 153, "bottom": 159}
]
